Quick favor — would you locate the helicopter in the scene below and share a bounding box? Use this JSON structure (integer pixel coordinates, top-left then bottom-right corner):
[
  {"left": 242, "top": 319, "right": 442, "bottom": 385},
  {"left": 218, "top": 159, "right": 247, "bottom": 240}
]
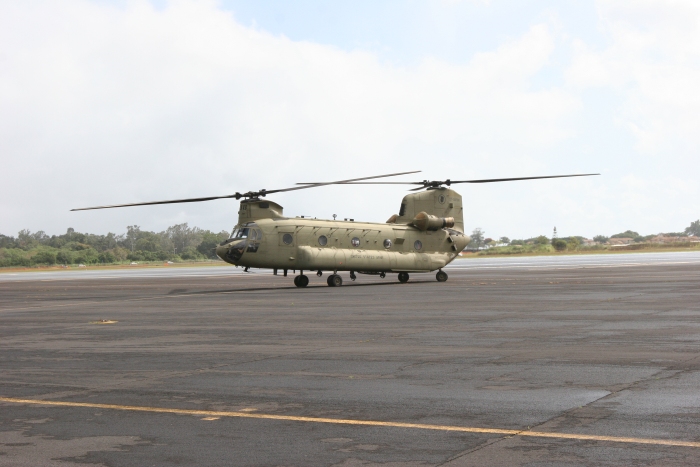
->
[{"left": 72, "top": 171, "right": 598, "bottom": 287}]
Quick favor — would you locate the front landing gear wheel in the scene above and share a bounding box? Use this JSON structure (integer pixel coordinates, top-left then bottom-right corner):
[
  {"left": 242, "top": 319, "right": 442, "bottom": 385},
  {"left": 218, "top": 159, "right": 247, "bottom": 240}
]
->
[
  {"left": 398, "top": 272, "right": 410, "bottom": 283},
  {"left": 327, "top": 274, "right": 343, "bottom": 287},
  {"left": 436, "top": 270, "right": 448, "bottom": 282},
  {"left": 295, "top": 275, "right": 309, "bottom": 287}
]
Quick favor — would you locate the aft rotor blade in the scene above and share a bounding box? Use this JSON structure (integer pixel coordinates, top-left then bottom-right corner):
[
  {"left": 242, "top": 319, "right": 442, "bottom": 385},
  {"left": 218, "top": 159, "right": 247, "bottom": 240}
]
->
[
  {"left": 263, "top": 170, "right": 421, "bottom": 195},
  {"left": 449, "top": 173, "right": 600, "bottom": 184},
  {"left": 71, "top": 170, "right": 421, "bottom": 211},
  {"left": 301, "top": 173, "right": 600, "bottom": 191}
]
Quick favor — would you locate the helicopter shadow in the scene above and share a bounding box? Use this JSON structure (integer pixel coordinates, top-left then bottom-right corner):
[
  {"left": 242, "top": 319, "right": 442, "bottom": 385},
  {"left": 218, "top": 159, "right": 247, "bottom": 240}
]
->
[{"left": 169, "top": 280, "right": 435, "bottom": 297}]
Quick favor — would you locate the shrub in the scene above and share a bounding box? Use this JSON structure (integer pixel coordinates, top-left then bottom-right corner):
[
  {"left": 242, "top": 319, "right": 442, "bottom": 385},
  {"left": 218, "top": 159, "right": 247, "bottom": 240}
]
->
[
  {"left": 98, "top": 251, "right": 116, "bottom": 263},
  {"left": 534, "top": 235, "right": 549, "bottom": 245},
  {"left": 0, "top": 248, "right": 30, "bottom": 267},
  {"left": 180, "top": 247, "right": 204, "bottom": 260},
  {"left": 552, "top": 239, "right": 567, "bottom": 251},
  {"left": 31, "top": 249, "right": 57, "bottom": 265},
  {"left": 56, "top": 250, "right": 73, "bottom": 264}
]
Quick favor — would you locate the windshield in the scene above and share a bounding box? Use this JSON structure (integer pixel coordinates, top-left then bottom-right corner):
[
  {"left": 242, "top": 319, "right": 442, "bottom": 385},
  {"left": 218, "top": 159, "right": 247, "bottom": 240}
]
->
[{"left": 229, "top": 222, "right": 260, "bottom": 240}]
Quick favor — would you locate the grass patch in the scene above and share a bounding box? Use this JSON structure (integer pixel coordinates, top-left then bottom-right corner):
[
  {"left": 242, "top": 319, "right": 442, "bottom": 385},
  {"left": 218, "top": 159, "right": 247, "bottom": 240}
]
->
[{"left": 462, "top": 242, "right": 700, "bottom": 258}]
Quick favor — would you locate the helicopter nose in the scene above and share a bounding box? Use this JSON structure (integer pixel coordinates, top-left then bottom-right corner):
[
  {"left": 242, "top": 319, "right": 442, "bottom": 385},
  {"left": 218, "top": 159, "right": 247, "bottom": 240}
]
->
[{"left": 216, "top": 239, "right": 247, "bottom": 264}]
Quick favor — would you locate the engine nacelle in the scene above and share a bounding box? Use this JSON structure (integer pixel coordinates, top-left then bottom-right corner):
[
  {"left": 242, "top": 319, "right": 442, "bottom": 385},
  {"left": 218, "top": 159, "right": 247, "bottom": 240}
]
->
[{"left": 411, "top": 211, "right": 455, "bottom": 231}]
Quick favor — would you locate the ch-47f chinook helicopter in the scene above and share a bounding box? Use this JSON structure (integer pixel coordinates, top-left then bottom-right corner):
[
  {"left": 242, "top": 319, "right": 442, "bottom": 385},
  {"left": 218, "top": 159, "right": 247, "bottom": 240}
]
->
[{"left": 72, "top": 171, "right": 598, "bottom": 287}]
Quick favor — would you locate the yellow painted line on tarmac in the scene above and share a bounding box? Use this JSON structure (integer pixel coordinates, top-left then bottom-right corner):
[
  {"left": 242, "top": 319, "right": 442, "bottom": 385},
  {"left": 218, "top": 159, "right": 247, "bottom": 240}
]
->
[{"left": 1, "top": 397, "right": 699, "bottom": 448}]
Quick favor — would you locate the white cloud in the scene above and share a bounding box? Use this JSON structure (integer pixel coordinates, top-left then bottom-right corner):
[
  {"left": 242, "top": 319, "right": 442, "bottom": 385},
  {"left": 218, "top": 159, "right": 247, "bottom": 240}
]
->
[
  {"left": 0, "top": 0, "right": 583, "bottom": 237},
  {"left": 1, "top": 0, "right": 698, "bottom": 240},
  {"left": 566, "top": 0, "right": 700, "bottom": 156}
]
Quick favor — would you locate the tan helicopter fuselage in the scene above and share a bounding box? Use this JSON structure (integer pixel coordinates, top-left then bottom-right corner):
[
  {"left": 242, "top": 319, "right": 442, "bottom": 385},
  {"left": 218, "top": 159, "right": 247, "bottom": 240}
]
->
[{"left": 215, "top": 188, "right": 470, "bottom": 274}]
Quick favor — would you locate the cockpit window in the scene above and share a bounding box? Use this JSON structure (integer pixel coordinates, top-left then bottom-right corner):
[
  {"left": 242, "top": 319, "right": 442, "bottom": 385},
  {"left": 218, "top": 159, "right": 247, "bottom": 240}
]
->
[
  {"left": 399, "top": 203, "right": 406, "bottom": 216},
  {"left": 229, "top": 222, "right": 260, "bottom": 240}
]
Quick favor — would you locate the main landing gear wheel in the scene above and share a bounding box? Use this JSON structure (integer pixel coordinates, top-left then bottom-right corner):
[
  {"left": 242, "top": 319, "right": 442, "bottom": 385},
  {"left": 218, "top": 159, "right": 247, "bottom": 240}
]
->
[
  {"left": 398, "top": 272, "right": 410, "bottom": 283},
  {"left": 436, "top": 270, "right": 448, "bottom": 282},
  {"left": 327, "top": 274, "right": 343, "bottom": 287},
  {"left": 294, "top": 275, "right": 309, "bottom": 288}
]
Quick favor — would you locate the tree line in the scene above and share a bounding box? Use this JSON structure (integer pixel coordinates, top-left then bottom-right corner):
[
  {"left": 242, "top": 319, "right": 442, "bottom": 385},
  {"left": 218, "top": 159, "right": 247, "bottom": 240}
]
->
[
  {"left": 467, "top": 219, "right": 700, "bottom": 252},
  {"left": 0, "top": 224, "right": 229, "bottom": 267}
]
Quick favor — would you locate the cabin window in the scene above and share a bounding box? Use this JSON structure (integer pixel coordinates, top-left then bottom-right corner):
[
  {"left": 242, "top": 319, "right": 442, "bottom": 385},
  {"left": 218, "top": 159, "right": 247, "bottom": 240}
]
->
[
  {"left": 351, "top": 237, "right": 360, "bottom": 247},
  {"left": 383, "top": 239, "right": 392, "bottom": 249},
  {"left": 318, "top": 235, "right": 328, "bottom": 246},
  {"left": 282, "top": 233, "right": 293, "bottom": 245},
  {"left": 399, "top": 203, "right": 406, "bottom": 216},
  {"left": 414, "top": 240, "right": 423, "bottom": 250}
]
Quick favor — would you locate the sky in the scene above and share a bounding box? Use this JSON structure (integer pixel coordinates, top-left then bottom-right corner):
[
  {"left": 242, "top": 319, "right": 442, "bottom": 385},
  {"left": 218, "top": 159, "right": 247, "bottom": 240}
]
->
[{"left": 1, "top": 0, "right": 699, "bottom": 240}]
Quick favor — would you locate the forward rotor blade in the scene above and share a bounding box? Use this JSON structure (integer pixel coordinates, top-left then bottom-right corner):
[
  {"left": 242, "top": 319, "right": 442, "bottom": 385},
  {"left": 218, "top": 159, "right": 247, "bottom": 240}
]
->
[
  {"left": 296, "top": 181, "right": 423, "bottom": 185},
  {"left": 449, "top": 173, "right": 600, "bottom": 184},
  {"left": 70, "top": 195, "right": 239, "bottom": 211},
  {"left": 71, "top": 170, "right": 421, "bottom": 211}
]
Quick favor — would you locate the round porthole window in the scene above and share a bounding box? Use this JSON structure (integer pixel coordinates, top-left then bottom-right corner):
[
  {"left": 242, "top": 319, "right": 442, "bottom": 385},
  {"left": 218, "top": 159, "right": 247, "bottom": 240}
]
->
[
  {"left": 318, "top": 235, "right": 328, "bottom": 246},
  {"left": 282, "top": 233, "right": 293, "bottom": 245},
  {"left": 414, "top": 240, "right": 423, "bottom": 250},
  {"left": 383, "top": 239, "right": 392, "bottom": 249},
  {"left": 351, "top": 237, "right": 360, "bottom": 247}
]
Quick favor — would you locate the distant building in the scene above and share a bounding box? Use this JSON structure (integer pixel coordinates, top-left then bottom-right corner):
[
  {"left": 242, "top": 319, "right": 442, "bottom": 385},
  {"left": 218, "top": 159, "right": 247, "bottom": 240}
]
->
[
  {"left": 608, "top": 237, "right": 634, "bottom": 245},
  {"left": 650, "top": 235, "right": 700, "bottom": 243}
]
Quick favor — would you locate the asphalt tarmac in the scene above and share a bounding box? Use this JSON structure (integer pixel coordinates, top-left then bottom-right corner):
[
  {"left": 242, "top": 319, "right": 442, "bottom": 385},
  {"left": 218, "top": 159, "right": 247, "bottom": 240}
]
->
[{"left": 2, "top": 252, "right": 700, "bottom": 466}]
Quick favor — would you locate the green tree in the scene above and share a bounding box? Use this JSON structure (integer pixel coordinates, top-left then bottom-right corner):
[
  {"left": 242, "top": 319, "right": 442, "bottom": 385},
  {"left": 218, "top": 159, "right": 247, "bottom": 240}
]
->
[
  {"left": 534, "top": 235, "right": 549, "bottom": 245},
  {"left": 470, "top": 228, "right": 484, "bottom": 248},
  {"left": 98, "top": 251, "right": 116, "bottom": 263},
  {"left": 611, "top": 230, "right": 640, "bottom": 239},
  {"left": 17, "top": 230, "right": 37, "bottom": 250},
  {"left": 135, "top": 232, "right": 161, "bottom": 252},
  {"left": 593, "top": 235, "right": 609, "bottom": 243},
  {"left": 126, "top": 225, "right": 141, "bottom": 253},
  {"left": 73, "top": 248, "right": 99, "bottom": 265},
  {"left": 567, "top": 237, "right": 581, "bottom": 250},
  {"left": 164, "top": 223, "right": 202, "bottom": 254},
  {"left": 0, "top": 248, "right": 30, "bottom": 267},
  {"left": 498, "top": 236, "right": 510, "bottom": 244},
  {"left": 180, "top": 247, "right": 205, "bottom": 260},
  {"left": 56, "top": 250, "right": 73, "bottom": 264},
  {"left": 552, "top": 239, "right": 567, "bottom": 251},
  {"left": 0, "top": 235, "right": 17, "bottom": 249},
  {"left": 32, "top": 249, "right": 57, "bottom": 265},
  {"left": 197, "top": 230, "right": 229, "bottom": 258},
  {"left": 685, "top": 220, "right": 700, "bottom": 236}
]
